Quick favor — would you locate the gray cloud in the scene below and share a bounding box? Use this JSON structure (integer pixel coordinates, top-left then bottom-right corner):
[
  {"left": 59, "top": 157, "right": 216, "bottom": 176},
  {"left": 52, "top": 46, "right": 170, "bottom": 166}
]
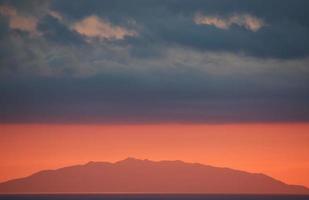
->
[
  {"left": 37, "top": 15, "right": 85, "bottom": 45},
  {"left": 1, "top": 66, "right": 309, "bottom": 123},
  {"left": 49, "top": 0, "right": 309, "bottom": 59},
  {"left": 0, "top": 0, "right": 309, "bottom": 123}
]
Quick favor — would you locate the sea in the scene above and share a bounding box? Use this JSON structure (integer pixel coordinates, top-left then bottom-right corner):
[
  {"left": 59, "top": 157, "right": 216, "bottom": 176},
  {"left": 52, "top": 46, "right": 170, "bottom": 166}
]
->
[{"left": 0, "top": 194, "right": 309, "bottom": 200}]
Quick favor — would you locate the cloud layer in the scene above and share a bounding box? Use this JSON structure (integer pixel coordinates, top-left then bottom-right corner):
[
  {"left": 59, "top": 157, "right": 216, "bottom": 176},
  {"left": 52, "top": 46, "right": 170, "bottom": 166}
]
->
[{"left": 0, "top": 0, "right": 309, "bottom": 123}]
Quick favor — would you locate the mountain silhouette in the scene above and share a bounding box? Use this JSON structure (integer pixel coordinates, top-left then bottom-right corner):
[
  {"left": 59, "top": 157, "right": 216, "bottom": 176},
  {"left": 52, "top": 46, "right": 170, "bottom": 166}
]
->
[{"left": 0, "top": 157, "right": 308, "bottom": 194}]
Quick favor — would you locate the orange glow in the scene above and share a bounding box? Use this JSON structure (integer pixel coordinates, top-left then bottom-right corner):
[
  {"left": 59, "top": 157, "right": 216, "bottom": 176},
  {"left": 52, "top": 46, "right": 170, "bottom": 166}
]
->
[{"left": 0, "top": 123, "right": 309, "bottom": 187}]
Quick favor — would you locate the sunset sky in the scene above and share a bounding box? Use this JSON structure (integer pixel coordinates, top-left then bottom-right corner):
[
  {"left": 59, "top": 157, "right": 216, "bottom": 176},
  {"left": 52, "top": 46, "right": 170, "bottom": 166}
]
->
[{"left": 0, "top": 0, "right": 309, "bottom": 190}]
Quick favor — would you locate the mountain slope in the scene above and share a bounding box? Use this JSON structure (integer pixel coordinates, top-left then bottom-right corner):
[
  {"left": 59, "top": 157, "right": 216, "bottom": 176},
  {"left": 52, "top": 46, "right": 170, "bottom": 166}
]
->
[{"left": 0, "top": 158, "right": 308, "bottom": 194}]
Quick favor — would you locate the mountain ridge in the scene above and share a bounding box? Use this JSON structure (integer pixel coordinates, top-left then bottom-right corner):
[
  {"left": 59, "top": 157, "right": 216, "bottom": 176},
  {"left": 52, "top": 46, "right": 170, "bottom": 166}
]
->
[{"left": 0, "top": 158, "right": 308, "bottom": 194}]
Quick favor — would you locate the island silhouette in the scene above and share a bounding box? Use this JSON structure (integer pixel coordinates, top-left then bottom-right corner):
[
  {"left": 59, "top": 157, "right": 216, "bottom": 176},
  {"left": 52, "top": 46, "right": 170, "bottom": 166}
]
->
[{"left": 0, "top": 158, "right": 308, "bottom": 194}]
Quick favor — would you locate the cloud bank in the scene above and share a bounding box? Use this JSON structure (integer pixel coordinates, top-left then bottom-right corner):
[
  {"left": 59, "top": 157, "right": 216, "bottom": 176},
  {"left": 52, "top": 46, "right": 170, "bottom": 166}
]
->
[{"left": 0, "top": 0, "right": 309, "bottom": 123}]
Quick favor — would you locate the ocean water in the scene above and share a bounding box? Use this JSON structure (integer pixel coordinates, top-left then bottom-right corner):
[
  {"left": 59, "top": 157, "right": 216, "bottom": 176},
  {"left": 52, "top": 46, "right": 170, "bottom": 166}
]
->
[{"left": 0, "top": 194, "right": 309, "bottom": 200}]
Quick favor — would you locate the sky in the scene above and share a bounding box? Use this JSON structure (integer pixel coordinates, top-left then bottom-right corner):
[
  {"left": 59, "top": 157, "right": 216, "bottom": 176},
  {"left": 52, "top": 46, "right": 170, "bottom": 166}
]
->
[
  {"left": 0, "top": 0, "right": 309, "bottom": 189},
  {"left": 1, "top": 123, "right": 309, "bottom": 188}
]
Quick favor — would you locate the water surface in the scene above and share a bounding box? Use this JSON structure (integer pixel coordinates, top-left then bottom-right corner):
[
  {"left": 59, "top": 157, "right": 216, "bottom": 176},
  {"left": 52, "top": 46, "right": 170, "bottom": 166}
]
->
[{"left": 0, "top": 194, "right": 309, "bottom": 200}]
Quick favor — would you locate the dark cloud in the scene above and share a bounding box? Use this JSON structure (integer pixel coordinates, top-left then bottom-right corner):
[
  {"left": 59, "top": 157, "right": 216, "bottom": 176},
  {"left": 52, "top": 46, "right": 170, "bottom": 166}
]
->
[
  {"left": 37, "top": 15, "right": 85, "bottom": 45},
  {"left": 1, "top": 67, "right": 309, "bottom": 123},
  {"left": 0, "top": 0, "right": 51, "bottom": 17},
  {"left": 1, "top": 0, "right": 309, "bottom": 58},
  {"left": 0, "top": 16, "right": 9, "bottom": 38},
  {"left": 49, "top": 0, "right": 309, "bottom": 59},
  {"left": 0, "top": 0, "right": 309, "bottom": 123}
]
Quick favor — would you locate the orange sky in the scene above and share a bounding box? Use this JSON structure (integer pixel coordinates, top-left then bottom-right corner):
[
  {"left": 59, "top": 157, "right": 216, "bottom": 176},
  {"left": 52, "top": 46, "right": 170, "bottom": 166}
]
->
[{"left": 0, "top": 123, "right": 309, "bottom": 188}]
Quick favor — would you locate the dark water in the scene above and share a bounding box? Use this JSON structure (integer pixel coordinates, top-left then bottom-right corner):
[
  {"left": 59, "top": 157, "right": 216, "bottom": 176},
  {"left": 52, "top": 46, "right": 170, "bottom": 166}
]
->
[{"left": 0, "top": 194, "right": 309, "bottom": 200}]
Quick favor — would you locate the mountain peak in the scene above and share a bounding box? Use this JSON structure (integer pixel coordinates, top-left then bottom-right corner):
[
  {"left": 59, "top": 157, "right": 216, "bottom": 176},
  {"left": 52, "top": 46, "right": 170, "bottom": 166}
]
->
[
  {"left": 85, "top": 161, "right": 96, "bottom": 165},
  {"left": 122, "top": 157, "right": 141, "bottom": 162},
  {"left": 116, "top": 157, "right": 150, "bottom": 164},
  {"left": 84, "top": 161, "right": 110, "bottom": 166}
]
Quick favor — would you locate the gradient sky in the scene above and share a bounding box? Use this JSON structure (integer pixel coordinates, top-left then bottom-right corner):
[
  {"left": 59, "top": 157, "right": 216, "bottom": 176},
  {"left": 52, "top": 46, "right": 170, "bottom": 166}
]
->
[
  {"left": 0, "top": 0, "right": 309, "bottom": 190},
  {"left": 1, "top": 123, "right": 309, "bottom": 187}
]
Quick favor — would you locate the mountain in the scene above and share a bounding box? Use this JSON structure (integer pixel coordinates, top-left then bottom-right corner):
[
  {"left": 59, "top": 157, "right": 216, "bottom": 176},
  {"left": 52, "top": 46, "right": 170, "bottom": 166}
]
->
[{"left": 0, "top": 158, "right": 308, "bottom": 194}]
